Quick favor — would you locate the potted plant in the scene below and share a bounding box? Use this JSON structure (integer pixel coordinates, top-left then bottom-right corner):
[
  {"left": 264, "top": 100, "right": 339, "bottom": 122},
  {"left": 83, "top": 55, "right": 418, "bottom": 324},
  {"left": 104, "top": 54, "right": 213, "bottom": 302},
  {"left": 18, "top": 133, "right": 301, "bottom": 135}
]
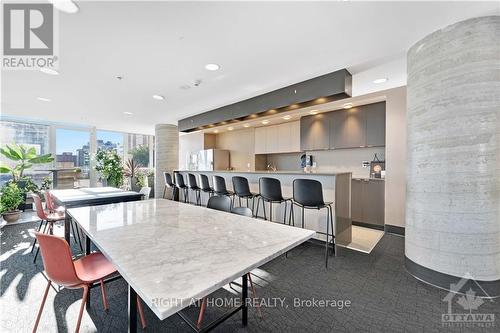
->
[
  {"left": 94, "top": 149, "right": 124, "bottom": 188},
  {"left": 0, "top": 182, "right": 23, "bottom": 223},
  {"left": 124, "top": 158, "right": 141, "bottom": 192},
  {"left": 0, "top": 144, "right": 54, "bottom": 209}
]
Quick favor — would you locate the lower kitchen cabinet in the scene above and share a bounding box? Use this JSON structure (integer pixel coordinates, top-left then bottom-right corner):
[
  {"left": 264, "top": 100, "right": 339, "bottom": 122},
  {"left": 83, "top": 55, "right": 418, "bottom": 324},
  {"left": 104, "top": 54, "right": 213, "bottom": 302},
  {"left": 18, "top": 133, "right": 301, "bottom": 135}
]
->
[{"left": 351, "top": 179, "right": 385, "bottom": 227}]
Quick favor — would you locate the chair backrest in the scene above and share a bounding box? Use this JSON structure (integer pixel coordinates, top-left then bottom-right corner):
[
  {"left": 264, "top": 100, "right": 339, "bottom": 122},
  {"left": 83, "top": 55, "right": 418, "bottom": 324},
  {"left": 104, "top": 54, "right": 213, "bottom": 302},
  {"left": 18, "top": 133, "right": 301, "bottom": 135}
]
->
[
  {"left": 212, "top": 175, "right": 228, "bottom": 193},
  {"left": 231, "top": 207, "right": 253, "bottom": 217},
  {"left": 207, "top": 195, "right": 231, "bottom": 212},
  {"left": 139, "top": 187, "right": 151, "bottom": 200},
  {"left": 293, "top": 179, "right": 325, "bottom": 207},
  {"left": 174, "top": 173, "right": 186, "bottom": 187},
  {"left": 35, "top": 232, "right": 82, "bottom": 286},
  {"left": 187, "top": 174, "right": 198, "bottom": 189},
  {"left": 199, "top": 174, "right": 211, "bottom": 191},
  {"left": 32, "top": 193, "right": 48, "bottom": 220},
  {"left": 44, "top": 190, "right": 55, "bottom": 211},
  {"left": 164, "top": 172, "right": 174, "bottom": 187},
  {"left": 259, "top": 177, "right": 283, "bottom": 201},
  {"left": 232, "top": 176, "right": 251, "bottom": 196}
]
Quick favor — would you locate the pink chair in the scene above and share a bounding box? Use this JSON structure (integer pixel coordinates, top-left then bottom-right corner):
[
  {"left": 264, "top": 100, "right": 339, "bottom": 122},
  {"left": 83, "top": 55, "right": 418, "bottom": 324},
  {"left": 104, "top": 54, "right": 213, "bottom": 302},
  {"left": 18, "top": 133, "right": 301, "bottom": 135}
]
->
[{"left": 32, "top": 232, "right": 147, "bottom": 332}]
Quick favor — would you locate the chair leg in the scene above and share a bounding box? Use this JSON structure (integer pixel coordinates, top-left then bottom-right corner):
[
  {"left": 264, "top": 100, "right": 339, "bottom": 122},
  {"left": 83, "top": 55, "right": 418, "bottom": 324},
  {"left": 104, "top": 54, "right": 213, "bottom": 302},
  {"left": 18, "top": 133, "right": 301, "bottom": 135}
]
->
[
  {"left": 288, "top": 203, "right": 293, "bottom": 226},
  {"left": 196, "top": 297, "right": 207, "bottom": 329},
  {"left": 32, "top": 280, "right": 51, "bottom": 333},
  {"left": 75, "top": 285, "right": 89, "bottom": 333},
  {"left": 301, "top": 207, "right": 305, "bottom": 229},
  {"left": 137, "top": 296, "right": 147, "bottom": 329},
  {"left": 31, "top": 220, "right": 45, "bottom": 253},
  {"left": 251, "top": 197, "right": 256, "bottom": 217},
  {"left": 325, "top": 208, "right": 330, "bottom": 269},
  {"left": 329, "top": 205, "right": 336, "bottom": 256},
  {"left": 255, "top": 197, "right": 260, "bottom": 218},
  {"left": 100, "top": 280, "right": 109, "bottom": 311},
  {"left": 163, "top": 185, "right": 167, "bottom": 199},
  {"left": 270, "top": 202, "right": 273, "bottom": 222},
  {"left": 262, "top": 199, "right": 267, "bottom": 220},
  {"left": 248, "top": 273, "right": 263, "bottom": 318},
  {"left": 33, "top": 221, "right": 49, "bottom": 263},
  {"left": 283, "top": 201, "right": 287, "bottom": 225},
  {"left": 239, "top": 196, "right": 242, "bottom": 207}
]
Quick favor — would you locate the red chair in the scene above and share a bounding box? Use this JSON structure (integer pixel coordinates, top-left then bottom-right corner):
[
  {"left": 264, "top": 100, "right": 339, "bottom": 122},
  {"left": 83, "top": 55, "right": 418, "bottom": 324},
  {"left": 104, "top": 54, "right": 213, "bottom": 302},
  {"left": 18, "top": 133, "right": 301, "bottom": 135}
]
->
[{"left": 32, "top": 232, "right": 147, "bottom": 332}]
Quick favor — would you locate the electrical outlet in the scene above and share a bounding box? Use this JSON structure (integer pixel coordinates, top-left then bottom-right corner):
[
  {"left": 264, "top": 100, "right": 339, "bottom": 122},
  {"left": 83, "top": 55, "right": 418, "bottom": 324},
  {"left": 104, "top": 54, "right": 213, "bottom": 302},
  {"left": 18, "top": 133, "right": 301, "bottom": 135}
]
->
[{"left": 362, "top": 161, "right": 370, "bottom": 168}]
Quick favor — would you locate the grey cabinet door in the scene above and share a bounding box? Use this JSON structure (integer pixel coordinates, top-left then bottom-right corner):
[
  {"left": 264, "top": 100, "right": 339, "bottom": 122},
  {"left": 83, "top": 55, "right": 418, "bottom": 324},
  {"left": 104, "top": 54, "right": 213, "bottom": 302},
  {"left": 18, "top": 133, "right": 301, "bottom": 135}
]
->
[
  {"left": 365, "top": 102, "right": 386, "bottom": 147},
  {"left": 300, "top": 115, "right": 314, "bottom": 151},
  {"left": 362, "top": 180, "right": 385, "bottom": 226},
  {"left": 331, "top": 108, "right": 366, "bottom": 149},
  {"left": 351, "top": 179, "right": 364, "bottom": 222}
]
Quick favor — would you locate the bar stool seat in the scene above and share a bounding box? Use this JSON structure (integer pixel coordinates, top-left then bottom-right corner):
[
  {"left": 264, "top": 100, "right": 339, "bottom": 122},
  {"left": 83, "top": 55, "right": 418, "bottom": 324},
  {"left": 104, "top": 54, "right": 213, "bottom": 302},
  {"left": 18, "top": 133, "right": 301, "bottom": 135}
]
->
[
  {"left": 291, "top": 178, "right": 335, "bottom": 268},
  {"left": 256, "top": 177, "right": 293, "bottom": 224},
  {"left": 232, "top": 176, "right": 259, "bottom": 215}
]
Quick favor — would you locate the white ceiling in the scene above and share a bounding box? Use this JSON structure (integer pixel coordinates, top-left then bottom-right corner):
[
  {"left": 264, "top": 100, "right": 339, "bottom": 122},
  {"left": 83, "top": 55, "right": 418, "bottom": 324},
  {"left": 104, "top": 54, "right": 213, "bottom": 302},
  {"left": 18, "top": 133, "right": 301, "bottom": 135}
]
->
[{"left": 2, "top": 1, "right": 498, "bottom": 135}]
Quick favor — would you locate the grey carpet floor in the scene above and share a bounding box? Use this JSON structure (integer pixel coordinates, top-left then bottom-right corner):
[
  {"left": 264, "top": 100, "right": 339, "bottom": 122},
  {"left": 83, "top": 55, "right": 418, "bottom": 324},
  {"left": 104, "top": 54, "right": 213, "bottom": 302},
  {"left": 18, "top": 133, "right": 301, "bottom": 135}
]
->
[{"left": 0, "top": 221, "right": 498, "bottom": 333}]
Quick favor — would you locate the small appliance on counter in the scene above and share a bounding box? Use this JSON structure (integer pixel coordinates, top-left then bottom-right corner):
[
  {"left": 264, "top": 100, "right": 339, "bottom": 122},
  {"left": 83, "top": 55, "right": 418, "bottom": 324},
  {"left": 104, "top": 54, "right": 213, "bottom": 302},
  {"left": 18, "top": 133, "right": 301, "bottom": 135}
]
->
[
  {"left": 370, "top": 153, "right": 385, "bottom": 179},
  {"left": 188, "top": 149, "right": 230, "bottom": 171},
  {"left": 300, "top": 154, "right": 313, "bottom": 172}
]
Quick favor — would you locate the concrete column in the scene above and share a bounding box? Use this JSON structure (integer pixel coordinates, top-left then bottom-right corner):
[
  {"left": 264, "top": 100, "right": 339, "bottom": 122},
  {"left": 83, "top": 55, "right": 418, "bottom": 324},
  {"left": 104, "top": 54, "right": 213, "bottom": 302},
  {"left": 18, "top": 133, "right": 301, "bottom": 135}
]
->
[
  {"left": 155, "top": 124, "right": 179, "bottom": 198},
  {"left": 406, "top": 16, "right": 499, "bottom": 296}
]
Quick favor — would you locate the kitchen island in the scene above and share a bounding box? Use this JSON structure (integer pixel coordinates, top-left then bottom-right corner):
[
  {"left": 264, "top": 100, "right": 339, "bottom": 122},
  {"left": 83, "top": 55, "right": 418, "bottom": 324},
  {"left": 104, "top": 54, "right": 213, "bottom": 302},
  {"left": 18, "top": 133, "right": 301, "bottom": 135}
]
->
[{"left": 175, "top": 170, "right": 352, "bottom": 247}]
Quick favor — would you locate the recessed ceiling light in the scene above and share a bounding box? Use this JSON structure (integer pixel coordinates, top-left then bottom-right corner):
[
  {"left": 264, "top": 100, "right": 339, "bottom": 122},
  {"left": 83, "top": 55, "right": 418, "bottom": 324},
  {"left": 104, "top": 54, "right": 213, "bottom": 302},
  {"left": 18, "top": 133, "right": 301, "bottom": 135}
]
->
[
  {"left": 227, "top": 127, "right": 234, "bottom": 131},
  {"left": 152, "top": 94, "right": 165, "bottom": 100},
  {"left": 49, "top": 0, "right": 79, "bottom": 14},
  {"left": 373, "top": 78, "right": 388, "bottom": 84},
  {"left": 213, "top": 130, "right": 219, "bottom": 133},
  {"left": 40, "top": 67, "right": 59, "bottom": 75},
  {"left": 309, "top": 110, "right": 319, "bottom": 115},
  {"left": 261, "top": 120, "right": 270, "bottom": 125},
  {"left": 123, "top": 112, "right": 133, "bottom": 115},
  {"left": 205, "top": 63, "right": 220, "bottom": 71},
  {"left": 243, "top": 124, "right": 251, "bottom": 128},
  {"left": 283, "top": 115, "right": 292, "bottom": 120},
  {"left": 343, "top": 103, "right": 353, "bottom": 109},
  {"left": 37, "top": 97, "right": 51, "bottom": 102}
]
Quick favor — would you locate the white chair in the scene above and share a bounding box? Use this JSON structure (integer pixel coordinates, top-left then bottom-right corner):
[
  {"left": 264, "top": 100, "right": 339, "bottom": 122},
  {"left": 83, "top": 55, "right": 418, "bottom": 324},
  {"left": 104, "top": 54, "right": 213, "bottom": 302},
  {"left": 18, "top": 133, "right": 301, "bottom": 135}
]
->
[{"left": 139, "top": 187, "right": 151, "bottom": 200}]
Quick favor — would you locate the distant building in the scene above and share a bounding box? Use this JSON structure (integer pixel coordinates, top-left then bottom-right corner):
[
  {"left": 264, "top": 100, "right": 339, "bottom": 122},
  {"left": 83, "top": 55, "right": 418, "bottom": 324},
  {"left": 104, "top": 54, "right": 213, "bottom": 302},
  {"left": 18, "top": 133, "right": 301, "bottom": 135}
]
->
[{"left": 56, "top": 152, "right": 77, "bottom": 168}]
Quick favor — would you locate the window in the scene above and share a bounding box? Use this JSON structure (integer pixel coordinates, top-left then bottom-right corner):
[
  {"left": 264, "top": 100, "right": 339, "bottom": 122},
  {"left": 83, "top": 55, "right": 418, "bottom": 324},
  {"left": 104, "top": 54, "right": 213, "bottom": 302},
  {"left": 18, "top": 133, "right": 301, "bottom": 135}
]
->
[
  {"left": 126, "top": 133, "right": 152, "bottom": 167},
  {"left": 55, "top": 128, "right": 91, "bottom": 188},
  {"left": 0, "top": 121, "right": 51, "bottom": 186}
]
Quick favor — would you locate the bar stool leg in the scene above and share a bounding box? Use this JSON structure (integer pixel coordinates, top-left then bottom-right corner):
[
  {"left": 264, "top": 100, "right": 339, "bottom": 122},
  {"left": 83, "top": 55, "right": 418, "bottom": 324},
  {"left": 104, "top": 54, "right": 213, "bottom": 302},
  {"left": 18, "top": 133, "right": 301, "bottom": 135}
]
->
[
  {"left": 283, "top": 201, "right": 287, "bottom": 224},
  {"left": 325, "top": 207, "right": 330, "bottom": 268},
  {"left": 269, "top": 202, "right": 273, "bottom": 222},
  {"left": 262, "top": 199, "right": 267, "bottom": 220},
  {"left": 301, "top": 207, "right": 305, "bottom": 229},
  {"left": 329, "top": 205, "right": 336, "bottom": 256}
]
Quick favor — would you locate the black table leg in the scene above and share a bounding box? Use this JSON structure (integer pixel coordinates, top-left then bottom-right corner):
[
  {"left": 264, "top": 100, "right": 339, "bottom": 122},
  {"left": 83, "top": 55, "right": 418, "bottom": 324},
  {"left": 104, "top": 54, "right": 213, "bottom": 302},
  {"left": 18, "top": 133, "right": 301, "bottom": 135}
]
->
[
  {"left": 242, "top": 274, "right": 248, "bottom": 327},
  {"left": 85, "top": 236, "right": 91, "bottom": 255},
  {"left": 129, "top": 285, "right": 138, "bottom": 333},
  {"left": 64, "top": 212, "right": 71, "bottom": 244}
]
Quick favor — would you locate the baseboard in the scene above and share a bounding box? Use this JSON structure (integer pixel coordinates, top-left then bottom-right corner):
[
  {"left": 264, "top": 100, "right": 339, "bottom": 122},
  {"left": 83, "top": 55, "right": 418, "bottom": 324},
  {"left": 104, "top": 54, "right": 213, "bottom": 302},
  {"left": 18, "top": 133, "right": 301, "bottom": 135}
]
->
[
  {"left": 384, "top": 224, "right": 405, "bottom": 236},
  {"left": 405, "top": 256, "right": 499, "bottom": 298},
  {"left": 352, "top": 220, "right": 384, "bottom": 231}
]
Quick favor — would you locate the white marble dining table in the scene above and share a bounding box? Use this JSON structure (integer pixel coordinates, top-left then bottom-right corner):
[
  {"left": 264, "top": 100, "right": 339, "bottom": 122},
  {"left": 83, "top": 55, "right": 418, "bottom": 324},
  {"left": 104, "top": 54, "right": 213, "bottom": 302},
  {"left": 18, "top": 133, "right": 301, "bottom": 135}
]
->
[{"left": 67, "top": 198, "right": 315, "bottom": 332}]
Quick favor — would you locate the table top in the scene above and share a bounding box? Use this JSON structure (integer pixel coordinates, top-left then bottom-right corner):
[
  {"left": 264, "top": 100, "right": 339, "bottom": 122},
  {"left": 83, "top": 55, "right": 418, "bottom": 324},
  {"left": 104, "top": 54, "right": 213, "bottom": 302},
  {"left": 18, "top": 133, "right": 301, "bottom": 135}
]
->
[
  {"left": 51, "top": 187, "right": 143, "bottom": 206},
  {"left": 67, "top": 199, "right": 315, "bottom": 320}
]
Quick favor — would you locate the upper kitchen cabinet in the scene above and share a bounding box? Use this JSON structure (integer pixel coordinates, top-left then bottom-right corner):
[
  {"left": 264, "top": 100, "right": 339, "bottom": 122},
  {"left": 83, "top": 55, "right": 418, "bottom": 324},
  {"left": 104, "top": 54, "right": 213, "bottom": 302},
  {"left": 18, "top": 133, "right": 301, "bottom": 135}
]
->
[
  {"left": 365, "top": 102, "right": 386, "bottom": 147},
  {"left": 330, "top": 107, "right": 366, "bottom": 149},
  {"left": 300, "top": 114, "right": 330, "bottom": 151},
  {"left": 255, "top": 121, "right": 300, "bottom": 154}
]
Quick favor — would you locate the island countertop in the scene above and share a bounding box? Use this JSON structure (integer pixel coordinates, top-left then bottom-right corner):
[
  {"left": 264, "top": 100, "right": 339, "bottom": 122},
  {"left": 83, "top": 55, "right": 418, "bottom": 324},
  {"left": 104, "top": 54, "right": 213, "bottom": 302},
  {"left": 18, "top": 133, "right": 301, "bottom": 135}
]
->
[{"left": 175, "top": 169, "right": 351, "bottom": 176}]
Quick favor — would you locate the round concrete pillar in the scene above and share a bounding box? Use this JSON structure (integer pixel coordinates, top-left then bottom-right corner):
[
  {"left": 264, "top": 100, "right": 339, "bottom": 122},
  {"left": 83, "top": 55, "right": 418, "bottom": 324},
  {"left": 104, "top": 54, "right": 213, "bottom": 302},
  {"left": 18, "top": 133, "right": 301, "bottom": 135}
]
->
[
  {"left": 405, "top": 16, "right": 499, "bottom": 296},
  {"left": 154, "top": 124, "right": 179, "bottom": 198}
]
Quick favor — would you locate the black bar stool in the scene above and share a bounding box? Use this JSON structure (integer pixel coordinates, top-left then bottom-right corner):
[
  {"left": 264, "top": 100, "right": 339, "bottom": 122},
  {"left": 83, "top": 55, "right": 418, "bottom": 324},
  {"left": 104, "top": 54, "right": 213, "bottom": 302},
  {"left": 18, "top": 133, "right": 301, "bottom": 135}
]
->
[
  {"left": 187, "top": 173, "right": 202, "bottom": 206},
  {"left": 232, "top": 176, "right": 259, "bottom": 215},
  {"left": 207, "top": 195, "right": 231, "bottom": 213},
  {"left": 162, "top": 172, "right": 176, "bottom": 200},
  {"left": 213, "top": 175, "right": 235, "bottom": 204},
  {"left": 292, "top": 179, "right": 335, "bottom": 268},
  {"left": 256, "top": 177, "right": 293, "bottom": 224},
  {"left": 174, "top": 173, "right": 189, "bottom": 203}
]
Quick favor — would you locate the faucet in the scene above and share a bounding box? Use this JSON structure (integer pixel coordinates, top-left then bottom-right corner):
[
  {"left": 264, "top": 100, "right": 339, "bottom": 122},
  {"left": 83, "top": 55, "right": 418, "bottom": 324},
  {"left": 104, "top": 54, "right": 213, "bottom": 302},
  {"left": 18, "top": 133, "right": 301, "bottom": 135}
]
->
[{"left": 267, "top": 164, "right": 277, "bottom": 172}]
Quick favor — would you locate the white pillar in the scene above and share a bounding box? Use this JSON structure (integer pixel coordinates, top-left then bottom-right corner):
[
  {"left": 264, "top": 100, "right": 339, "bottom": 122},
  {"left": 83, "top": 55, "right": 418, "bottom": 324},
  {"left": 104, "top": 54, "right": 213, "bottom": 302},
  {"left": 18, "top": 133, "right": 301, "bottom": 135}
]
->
[
  {"left": 154, "top": 124, "right": 179, "bottom": 198},
  {"left": 405, "top": 16, "right": 499, "bottom": 295}
]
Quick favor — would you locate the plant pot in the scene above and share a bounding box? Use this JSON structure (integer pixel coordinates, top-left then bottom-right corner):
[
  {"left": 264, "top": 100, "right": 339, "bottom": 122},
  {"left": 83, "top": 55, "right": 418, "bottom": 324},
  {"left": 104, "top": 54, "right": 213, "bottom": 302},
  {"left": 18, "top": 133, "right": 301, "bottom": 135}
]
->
[
  {"left": 130, "top": 177, "right": 141, "bottom": 192},
  {"left": 2, "top": 210, "right": 21, "bottom": 223}
]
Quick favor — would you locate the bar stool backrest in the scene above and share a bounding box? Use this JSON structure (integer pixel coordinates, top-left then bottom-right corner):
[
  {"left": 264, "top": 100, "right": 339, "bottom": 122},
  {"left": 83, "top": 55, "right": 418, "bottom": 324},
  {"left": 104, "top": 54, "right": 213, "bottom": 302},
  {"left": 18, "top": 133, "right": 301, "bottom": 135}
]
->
[
  {"left": 164, "top": 172, "right": 174, "bottom": 187},
  {"left": 293, "top": 179, "right": 325, "bottom": 207},
  {"left": 259, "top": 177, "right": 283, "bottom": 201},
  {"left": 207, "top": 195, "right": 231, "bottom": 212},
  {"left": 213, "top": 175, "right": 228, "bottom": 193},
  {"left": 199, "top": 174, "right": 211, "bottom": 191},
  {"left": 231, "top": 207, "right": 253, "bottom": 217},
  {"left": 232, "top": 176, "right": 251, "bottom": 196},
  {"left": 175, "top": 173, "right": 186, "bottom": 187},
  {"left": 188, "top": 173, "right": 198, "bottom": 189}
]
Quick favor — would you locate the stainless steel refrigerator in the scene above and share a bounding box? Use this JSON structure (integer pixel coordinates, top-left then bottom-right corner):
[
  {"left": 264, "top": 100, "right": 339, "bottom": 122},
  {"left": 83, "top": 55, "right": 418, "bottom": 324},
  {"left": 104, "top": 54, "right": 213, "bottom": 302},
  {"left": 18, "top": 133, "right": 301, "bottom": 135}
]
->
[{"left": 187, "top": 149, "right": 230, "bottom": 171}]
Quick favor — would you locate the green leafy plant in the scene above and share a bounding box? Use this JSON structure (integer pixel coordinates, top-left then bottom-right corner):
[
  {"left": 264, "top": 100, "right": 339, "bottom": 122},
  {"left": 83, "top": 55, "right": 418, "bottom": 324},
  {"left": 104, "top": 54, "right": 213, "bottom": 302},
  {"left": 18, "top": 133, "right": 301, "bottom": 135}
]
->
[
  {"left": 94, "top": 149, "right": 124, "bottom": 188},
  {"left": 130, "top": 145, "right": 149, "bottom": 167},
  {"left": 0, "top": 182, "right": 23, "bottom": 214},
  {"left": 0, "top": 144, "right": 54, "bottom": 182},
  {"left": 124, "top": 158, "right": 141, "bottom": 178},
  {"left": 135, "top": 168, "right": 154, "bottom": 187}
]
